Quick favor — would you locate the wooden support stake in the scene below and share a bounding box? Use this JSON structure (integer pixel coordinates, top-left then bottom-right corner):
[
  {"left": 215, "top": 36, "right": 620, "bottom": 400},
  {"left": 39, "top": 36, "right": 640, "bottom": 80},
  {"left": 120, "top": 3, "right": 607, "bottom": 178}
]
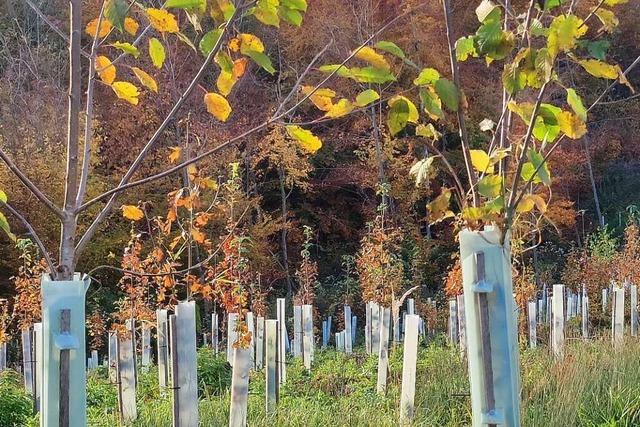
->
[
  {"left": 631, "top": 285, "right": 638, "bottom": 337},
  {"left": 59, "top": 309, "right": 71, "bottom": 427},
  {"left": 169, "top": 314, "right": 180, "bottom": 427},
  {"left": 475, "top": 253, "right": 496, "bottom": 427}
]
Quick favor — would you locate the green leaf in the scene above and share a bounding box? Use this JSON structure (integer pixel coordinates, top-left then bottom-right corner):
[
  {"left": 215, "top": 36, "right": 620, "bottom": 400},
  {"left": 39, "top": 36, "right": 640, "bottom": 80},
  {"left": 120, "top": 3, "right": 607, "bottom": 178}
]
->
[
  {"left": 149, "top": 38, "right": 165, "bottom": 69},
  {"left": 478, "top": 175, "right": 502, "bottom": 198},
  {"left": 455, "top": 36, "right": 478, "bottom": 61},
  {"left": 0, "top": 211, "right": 15, "bottom": 241},
  {"left": 415, "top": 123, "right": 441, "bottom": 140},
  {"left": 566, "top": 88, "right": 587, "bottom": 122},
  {"left": 318, "top": 64, "right": 352, "bottom": 78},
  {"left": 434, "top": 78, "right": 459, "bottom": 112},
  {"left": 542, "top": 0, "right": 562, "bottom": 10},
  {"left": 165, "top": 0, "right": 205, "bottom": 8},
  {"left": 354, "top": 89, "right": 380, "bottom": 107},
  {"left": 279, "top": 7, "right": 303, "bottom": 26},
  {"left": 245, "top": 50, "right": 276, "bottom": 74},
  {"left": 112, "top": 41, "right": 140, "bottom": 58},
  {"left": 528, "top": 149, "right": 551, "bottom": 185},
  {"left": 374, "top": 41, "right": 405, "bottom": 59},
  {"left": 0, "top": 190, "right": 7, "bottom": 203},
  {"left": 282, "top": 0, "right": 308, "bottom": 11},
  {"left": 582, "top": 40, "right": 610, "bottom": 60},
  {"left": 475, "top": 0, "right": 498, "bottom": 23},
  {"left": 419, "top": 88, "right": 444, "bottom": 121},
  {"left": 199, "top": 29, "right": 223, "bottom": 57},
  {"left": 388, "top": 98, "right": 410, "bottom": 136},
  {"left": 215, "top": 51, "right": 234, "bottom": 73},
  {"left": 254, "top": 0, "right": 280, "bottom": 27},
  {"left": 413, "top": 68, "right": 440, "bottom": 86},
  {"left": 521, "top": 162, "right": 542, "bottom": 184},
  {"left": 349, "top": 66, "right": 396, "bottom": 84},
  {"left": 105, "top": 0, "right": 128, "bottom": 32}
]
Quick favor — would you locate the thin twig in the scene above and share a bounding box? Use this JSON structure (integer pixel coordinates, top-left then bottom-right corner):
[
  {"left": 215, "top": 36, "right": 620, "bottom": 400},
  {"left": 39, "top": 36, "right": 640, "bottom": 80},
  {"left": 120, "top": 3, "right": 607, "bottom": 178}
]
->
[
  {"left": 0, "top": 149, "right": 63, "bottom": 219},
  {"left": 24, "top": 0, "right": 91, "bottom": 59},
  {"left": 0, "top": 201, "right": 56, "bottom": 275},
  {"left": 442, "top": 0, "right": 477, "bottom": 207}
]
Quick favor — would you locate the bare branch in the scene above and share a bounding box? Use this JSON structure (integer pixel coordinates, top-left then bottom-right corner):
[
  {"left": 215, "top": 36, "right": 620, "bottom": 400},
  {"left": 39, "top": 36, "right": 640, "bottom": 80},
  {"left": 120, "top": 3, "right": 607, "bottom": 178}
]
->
[
  {"left": 442, "top": 0, "right": 477, "bottom": 206},
  {"left": 74, "top": 7, "right": 243, "bottom": 258},
  {"left": 1, "top": 201, "right": 56, "bottom": 275},
  {"left": 506, "top": 81, "right": 549, "bottom": 218},
  {"left": 274, "top": 40, "right": 334, "bottom": 116},
  {"left": 0, "top": 149, "right": 63, "bottom": 219},
  {"left": 76, "top": 1, "right": 107, "bottom": 208},
  {"left": 512, "top": 54, "right": 640, "bottom": 211},
  {"left": 24, "top": 0, "right": 91, "bottom": 59}
]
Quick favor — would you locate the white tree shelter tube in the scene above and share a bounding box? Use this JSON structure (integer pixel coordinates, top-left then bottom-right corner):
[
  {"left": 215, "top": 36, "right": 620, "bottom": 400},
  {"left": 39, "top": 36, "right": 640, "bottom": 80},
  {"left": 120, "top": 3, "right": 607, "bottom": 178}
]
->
[
  {"left": 40, "top": 273, "right": 90, "bottom": 426},
  {"left": 459, "top": 228, "right": 520, "bottom": 427}
]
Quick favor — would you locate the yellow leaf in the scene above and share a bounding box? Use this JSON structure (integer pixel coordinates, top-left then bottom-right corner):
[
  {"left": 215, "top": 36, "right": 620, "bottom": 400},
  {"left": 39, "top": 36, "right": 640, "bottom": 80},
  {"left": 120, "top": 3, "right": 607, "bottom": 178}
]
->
[
  {"left": 517, "top": 194, "right": 547, "bottom": 213},
  {"left": 427, "top": 188, "right": 454, "bottom": 224},
  {"left": 147, "top": 8, "right": 179, "bottom": 33},
  {"left": 86, "top": 18, "right": 112, "bottom": 38},
  {"left": 286, "top": 125, "right": 322, "bottom": 153},
  {"left": 204, "top": 92, "right": 232, "bottom": 121},
  {"left": 389, "top": 96, "right": 419, "bottom": 123},
  {"left": 191, "top": 228, "right": 206, "bottom": 244},
  {"left": 301, "top": 86, "right": 336, "bottom": 111},
  {"left": 216, "top": 71, "right": 237, "bottom": 96},
  {"left": 470, "top": 149, "right": 493, "bottom": 174},
  {"left": 131, "top": 67, "right": 158, "bottom": 92},
  {"left": 323, "top": 98, "right": 354, "bottom": 118},
  {"left": 238, "top": 33, "right": 264, "bottom": 53},
  {"left": 595, "top": 8, "right": 619, "bottom": 32},
  {"left": 122, "top": 205, "right": 144, "bottom": 220},
  {"left": 228, "top": 37, "right": 240, "bottom": 52},
  {"left": 547, "top": 15, "right": 587, "bottom": 58},
  {"left": 354, "top": 46, "right": 390, "bottom": 71},
  {"left": 168, "top": 147, "right": 182, "bottom": 163},
  {"left": 124, "top": 17, "right": 139, "bottom": 35},
  {"left": 577, "top": 59, "right": 620, "bottom": 79},
  {"left": 96, "top": 56, "right": 116, "bottom": 85},
  {"left": 557, "top": 111, "right": 587, "bottom": 139},
  {"left": 111, "top": 81, "right": 140, "bottom": 105}
]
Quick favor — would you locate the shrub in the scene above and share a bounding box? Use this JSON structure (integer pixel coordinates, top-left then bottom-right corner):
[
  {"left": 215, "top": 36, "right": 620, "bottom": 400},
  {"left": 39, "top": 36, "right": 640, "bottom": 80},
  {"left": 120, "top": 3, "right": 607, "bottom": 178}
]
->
[{"left": 0, "top": 370, "right": 33, "bottom": 427}]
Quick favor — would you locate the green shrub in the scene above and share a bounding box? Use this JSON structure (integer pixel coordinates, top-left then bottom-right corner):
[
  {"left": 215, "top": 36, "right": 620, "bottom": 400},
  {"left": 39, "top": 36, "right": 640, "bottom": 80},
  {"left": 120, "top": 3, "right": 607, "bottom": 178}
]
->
[
  {"left": 197, "top": 347, "right": 232, "bottom": 397},
  {"left": 0, "top": 370, "right": 33, "bottom": 427}
]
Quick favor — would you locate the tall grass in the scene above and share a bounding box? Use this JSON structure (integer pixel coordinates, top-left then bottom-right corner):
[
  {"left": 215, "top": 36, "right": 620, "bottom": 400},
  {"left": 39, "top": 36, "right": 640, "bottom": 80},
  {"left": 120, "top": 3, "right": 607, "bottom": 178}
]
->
[{"left": 76, "top": 337, "right": 640, "bottom": 426}]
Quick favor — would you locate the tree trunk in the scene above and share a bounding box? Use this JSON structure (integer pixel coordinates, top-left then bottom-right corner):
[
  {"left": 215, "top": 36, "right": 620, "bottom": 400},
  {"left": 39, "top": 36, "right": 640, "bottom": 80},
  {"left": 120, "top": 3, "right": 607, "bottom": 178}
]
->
[
  {"left": 583, "top": 136, "right": 605, "bottom": 227},
  {"left": 278, "top": 167, "right": 293, "bottom": 298},
  {"left": 59, "top": 0, "right": 83, "bottom": 279}
]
